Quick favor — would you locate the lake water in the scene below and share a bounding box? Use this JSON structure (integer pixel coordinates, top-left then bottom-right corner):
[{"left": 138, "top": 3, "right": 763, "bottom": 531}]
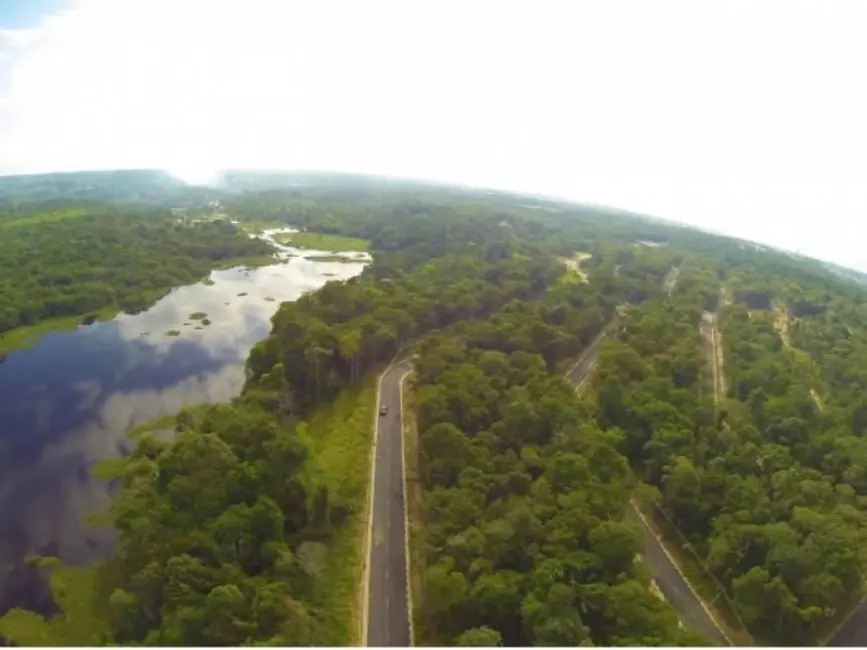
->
[{"left": 0, "top": 229, "right": 369, "bottom": 618}]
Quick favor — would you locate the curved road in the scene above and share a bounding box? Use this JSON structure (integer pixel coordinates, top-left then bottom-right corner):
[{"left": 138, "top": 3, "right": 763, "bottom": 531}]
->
[
  {"left": 564, "top": 327, "right": 729, "bottom": 646},
  {"left": 364, "top": 359, "right": 413, "bottom": 647}
]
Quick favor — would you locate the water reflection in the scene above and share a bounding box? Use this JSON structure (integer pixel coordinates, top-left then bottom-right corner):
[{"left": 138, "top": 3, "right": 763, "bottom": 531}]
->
[{"left": 0, "top": 233, "right": 368, "bottom": 616}]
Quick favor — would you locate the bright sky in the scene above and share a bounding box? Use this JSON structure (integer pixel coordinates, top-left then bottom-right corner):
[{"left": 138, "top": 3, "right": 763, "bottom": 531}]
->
[{"left": 1, "top": 0, "right": 866, "bottom": 268}]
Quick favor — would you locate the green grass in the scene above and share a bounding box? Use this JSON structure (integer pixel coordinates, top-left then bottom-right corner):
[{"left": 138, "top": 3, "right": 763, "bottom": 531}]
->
[
  {"left": 0, "top": 306, "right": 117, "bottom": 355},
  {"left": 556, "top": 252, "right": 592, "bottom": 285},
  {"left": 557, "top": 270, "right": 587, "bottom": 286},
  {"left": 0, "top": 558, "right": 110, "bottom": 645},
  {"left": 298, "top": 376, "right": 377, "bottom": 646},
  {"left": 306, "top": 254, "right": 359, "bottom": 263},
  {"left": 164, "top": 329, "right": 182, "bottom": 337},
  {"left": 276, "top": 232, "right": 370, "bottom": 252},
  {"left": 236, "top": 218, "right": 289, "bottom": 232},
  {"left": 0, "top": 208, "right": 90, "bottom": 229},
  {"left": 188, "top": 311, "right": 208, "bottom": 320},
  {"left": 128, "top": 412, "right": 177, "bottom": 439},
  {"left": 403, "top": 375, "right": 429, "bottom": 645}
]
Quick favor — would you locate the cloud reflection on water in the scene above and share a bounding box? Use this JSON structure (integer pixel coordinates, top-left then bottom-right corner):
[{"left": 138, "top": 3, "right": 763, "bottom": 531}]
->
[{"left": 0, "top": 246, "right": 366, "bottom": 613}]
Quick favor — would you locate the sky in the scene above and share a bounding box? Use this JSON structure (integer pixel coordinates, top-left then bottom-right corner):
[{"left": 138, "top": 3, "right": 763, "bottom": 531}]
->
[{"left": 1, "top": 0, "right": 866, "bottom": 268}]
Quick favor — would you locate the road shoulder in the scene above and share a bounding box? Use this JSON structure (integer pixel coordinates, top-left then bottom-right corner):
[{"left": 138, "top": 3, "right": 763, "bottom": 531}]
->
[{"left": 399, "top": 370, "right": 419, "bottom": 646}]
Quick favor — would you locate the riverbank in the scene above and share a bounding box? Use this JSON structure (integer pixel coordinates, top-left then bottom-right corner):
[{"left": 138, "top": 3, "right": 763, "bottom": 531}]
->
[
  {"left": 0, "top": 307, "right": 119, "bottom": 356},
  {"left": 274, "top": 231, "right": 370, "bottom": 252},
  {"left": 0, "top": 226, "right": 371, "bottom": 645},
  {"left": 0, "top": 253, "right": 280, "bottom": 356},
  {"left": 0, "top": 376, "right": 379, "bottom": 647}
]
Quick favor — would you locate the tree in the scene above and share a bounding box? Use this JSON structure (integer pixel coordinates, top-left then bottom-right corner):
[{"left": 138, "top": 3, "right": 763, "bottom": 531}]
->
[{"left": 455, "top": 626, "right": 503, "bottom": 646}]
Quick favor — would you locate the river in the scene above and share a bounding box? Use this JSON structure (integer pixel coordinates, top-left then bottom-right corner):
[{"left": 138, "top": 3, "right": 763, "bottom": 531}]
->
[{"left": 0, "top": 228, "right": 369, "bottom": 618}]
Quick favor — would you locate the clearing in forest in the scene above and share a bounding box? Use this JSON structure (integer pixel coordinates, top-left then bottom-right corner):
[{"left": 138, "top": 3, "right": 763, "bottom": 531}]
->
[
  {"left": 663, "top": 265, "right": 681, "bottom": 296},
  {"left": 772, "top": 302, "right": 792, "bottom": 348},
  {"left": 700, "top": 312, "right": 726, "bottom": 408},
  {"left": 558, "top": 251, "right": 592, "bottom": 284},
  {"left": 810, "top": 388, "right": 824, "bottom": 412},
  {"left": 276, "top": 231, "right": 370, "bottom": 252}
]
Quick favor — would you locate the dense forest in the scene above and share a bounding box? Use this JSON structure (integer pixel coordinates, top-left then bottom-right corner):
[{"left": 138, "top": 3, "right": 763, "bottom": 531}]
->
[
  {"left": 0, "top": 204, "right": 274, "bottom": 337},
  {"left": 409, "top": 309, "right": 705, "bottom": 645},
  {"left": 2, "top": 171, "right": 867, "bottom": 646}
]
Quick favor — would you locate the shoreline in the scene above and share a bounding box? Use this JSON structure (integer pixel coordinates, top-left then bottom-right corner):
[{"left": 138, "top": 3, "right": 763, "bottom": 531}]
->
[{"left": 0, "top": 253, "right": 281, "bottom": 357}]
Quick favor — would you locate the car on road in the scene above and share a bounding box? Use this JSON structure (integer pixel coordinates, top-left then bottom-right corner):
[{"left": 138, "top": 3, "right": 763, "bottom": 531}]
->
[{"left": 379, "top": 405, "right": 389, "bottom": 416}]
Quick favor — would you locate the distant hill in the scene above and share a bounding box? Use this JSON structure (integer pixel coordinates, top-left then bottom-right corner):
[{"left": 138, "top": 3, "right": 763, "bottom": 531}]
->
[
  {"left": 0, "top": 169, "right": 220, "bottom": 207},
  {"left": 816, "top": 259, "right": 867, "bottom": 288},
  {"left": 2, "top": 168, "right": 862, "bottom": 283}
]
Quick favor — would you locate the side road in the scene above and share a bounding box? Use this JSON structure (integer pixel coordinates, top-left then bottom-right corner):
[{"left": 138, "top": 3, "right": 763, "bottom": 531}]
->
[
  {"left": 564, "top": 327, "right": 729, "bottom": 646},
  {"left": 362, "top": 324, "right": 727, "bottom": 646},
  {"left": 362, "top": 359, "right": 413, "bottom": 647}
]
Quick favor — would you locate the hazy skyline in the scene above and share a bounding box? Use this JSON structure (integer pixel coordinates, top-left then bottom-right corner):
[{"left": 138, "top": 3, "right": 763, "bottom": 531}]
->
[{"left": 1, "top": 0, "right": 866, "bottom": 269}]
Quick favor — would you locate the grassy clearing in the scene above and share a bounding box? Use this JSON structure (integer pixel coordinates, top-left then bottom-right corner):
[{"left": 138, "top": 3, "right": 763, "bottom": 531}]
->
[
  {"left": 128, "top": 412, "right": 177, "bottom": 439},
  {"left": 0, "top": 306, "right": 118, "bottom": 355},
  {"left": 0, "top": 558, "right": 109, "bottom": 645},
  {"left": 299, "top": 376, "right": 377, "bottom": 646},
  {"left": 402, "top": 374, "right": 429, "bottom": 645},
  {"left": 235, "top": 218, "right": 290, "bottom": 232},
  {"left": 557, "top": 252, "right": 592, "bottom": 285},
  {"left": 305, "top": 254, "right": 360, "bottom": 263},
  {"left": 0, "top": 208, "right": 90, "bottom": 229},
  {"left": 277, "top": 232, "right": 370, "bottom": 252}
]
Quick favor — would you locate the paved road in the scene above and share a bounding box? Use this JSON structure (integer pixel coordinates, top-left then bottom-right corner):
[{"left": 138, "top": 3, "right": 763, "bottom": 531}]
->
[
  {"left": 564, "top": 330, "right": 728, "bottom": 646},
  {"left": 365, "top": 359, "right": 413, "bottom": 647},
  {"left": 630, "top": 507, "right": 728, "bottom": 645},
  {"left": 828, "top": 597, "right": 867, "bottom": 646},
  {"left": 565, "top": 322, "right": 617, "bottom": 385}
]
